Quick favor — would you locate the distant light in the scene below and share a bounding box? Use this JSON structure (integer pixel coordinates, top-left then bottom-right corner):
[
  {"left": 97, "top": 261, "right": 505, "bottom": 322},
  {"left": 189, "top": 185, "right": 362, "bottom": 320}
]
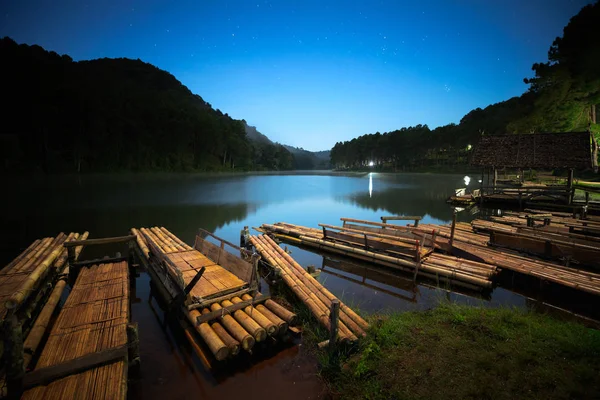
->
[
  {"left": 463, "top": 176, "right": 471, "bottom": 186},
  {"left": 478, "top": 179, "right": 482, "bottom": 183},
  {"left": 369, "top": 161, "right": 374, "bottom": 167},
  {"left": 466, "top": 144, "right": 472, "bottom": 151}
]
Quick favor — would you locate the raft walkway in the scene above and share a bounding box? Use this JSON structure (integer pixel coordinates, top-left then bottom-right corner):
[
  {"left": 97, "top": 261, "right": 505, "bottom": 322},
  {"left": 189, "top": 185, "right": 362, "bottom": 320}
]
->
[
  {"left": 250, "top": 234, "right": 369, "bottom": 342},
  {"left": 22, "top": 260, "right": 130, "bottom": 399},
  {"left": 259, "top": 220, "right": 498, "bottom": 291},
  {"left": 259, "top": 215, "right": 600, "bottom": 297}
]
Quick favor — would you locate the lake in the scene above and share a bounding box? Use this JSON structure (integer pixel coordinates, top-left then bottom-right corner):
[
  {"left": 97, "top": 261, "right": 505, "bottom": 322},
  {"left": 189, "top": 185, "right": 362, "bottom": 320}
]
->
[{"left": 1, "top": 172, "right": 592, "bottom": 399}]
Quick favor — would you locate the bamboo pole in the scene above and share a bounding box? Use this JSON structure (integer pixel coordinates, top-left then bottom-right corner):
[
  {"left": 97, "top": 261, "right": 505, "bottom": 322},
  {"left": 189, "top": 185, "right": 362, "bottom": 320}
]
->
[
  {"left": 264, "top": 299, "right": 297, "bottom": 325},
  {"left": 23, "top": 280, "right": 68, "bottom": 368},
  {"left": 209, "top": 302, "right": 255, "bottom": 351},
  {"left": 250, "top": 236, "right": 355, "bottom": 341},
  {"left": 160, "top": 227, "right": 193, "bottom": 250},
  {"left": 11, "top": 237, "right": 53, "bottom": 274},
  {"left": 3, "top": 239, "right": 41, "bottom": 272},
  {"left": 185, "top": 310, "right": 229, "bottom": 361},
  {"left": 200, "top": 308, "right": 240, "bottom": 356},
  {"left": 52, "top": 232, "right": 79, "bottom": 273},
  {"left": 229, "top": 296, "right": 277, "bottom": 336},
  {"left": 151, "top": 227, "right": 180, "bottom": 252},
  {"left": 255, "top": 234, "right": 360, "bottom": 341},
  {"left": 153, "top": 226, "right": 185, "bottom": 252},
  {"left": 148, "top": 227, "right": 177, "bottom": 253},
  {"left": 241, "top": 294, "right": 288, "bottom": 333},
  {"left": 131, "top": 228, "right": 150, "bottom": 257},
  {"left": 259, "top": 235, "right": 366, "bottom": 337},
  {"left": 6, "top": 234, "right": 68, "bottom": 309},
  {"left": 221, "top": 299, "right": 266, "bottom": 342},
  {"left": 263, "top": 234, "right": 369, "bottom": 333}
]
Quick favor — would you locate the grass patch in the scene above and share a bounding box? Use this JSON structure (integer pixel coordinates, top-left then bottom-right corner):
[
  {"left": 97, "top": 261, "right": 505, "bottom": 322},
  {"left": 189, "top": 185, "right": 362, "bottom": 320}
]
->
[{"left": 325, "top": 303, "right": 600, "bottom": 400}]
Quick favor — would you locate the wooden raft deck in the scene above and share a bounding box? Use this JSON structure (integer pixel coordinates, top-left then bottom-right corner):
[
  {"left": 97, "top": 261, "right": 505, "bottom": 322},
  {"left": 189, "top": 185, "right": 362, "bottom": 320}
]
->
[
  {"left": 22, "top": 261, "right": 130, "bottom": 400},
  {"left": 163, "top": 250, "right": 246, "bottom": 302}
]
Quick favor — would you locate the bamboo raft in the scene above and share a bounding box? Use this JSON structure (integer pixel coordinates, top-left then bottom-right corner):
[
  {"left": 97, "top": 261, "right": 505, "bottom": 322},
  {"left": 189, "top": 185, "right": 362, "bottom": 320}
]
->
[
  {"left": 472, "top": 214, "right": 600, "bottom": 269},
  {"left": 0, "top": 232, "right": 88, "bottom": 321},
  {"left": 259, "top": 220, "right": 498, "bottom": 290},
  {"left": 22, "top": 260, "right": 130, "bottom": 399},
  {"left": 250, "top": 234, "right": 368, "bottom": 342},
  {"left": 132, "top": 227, "right": 297, "bottom": 362},
  {"left": 454, "top": 241, "right": 600, "bottom": 296}
]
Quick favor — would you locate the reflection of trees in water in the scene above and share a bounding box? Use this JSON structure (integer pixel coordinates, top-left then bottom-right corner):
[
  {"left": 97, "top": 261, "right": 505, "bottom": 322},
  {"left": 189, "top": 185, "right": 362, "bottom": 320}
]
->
[
  {"left": 0, "top": 203, "right": 252, "bottom": 266},
  {"left": 343, "top": 186, "right": 455, "bottom": 222}
]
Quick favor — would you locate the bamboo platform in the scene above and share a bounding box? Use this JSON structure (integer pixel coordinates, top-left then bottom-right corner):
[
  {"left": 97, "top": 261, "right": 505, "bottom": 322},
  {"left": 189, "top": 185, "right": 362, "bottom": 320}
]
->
[
  {"left": 250, "top": 234, "right": 368, "bottom": 342},
  {"left": 259, "top": 219, "right": 497, "bottom": 291},
  {"left": 132, "top": 227, "right": 297, "bottom": 362},
  {"left": 454, "top": 241, "right": 600, "bottom": 296},
  {"left": 22, "top": 260, "right": 130, "bottom": 400},
  {"left": 472, "top": 213, "right": 600, "bottom": 269}
]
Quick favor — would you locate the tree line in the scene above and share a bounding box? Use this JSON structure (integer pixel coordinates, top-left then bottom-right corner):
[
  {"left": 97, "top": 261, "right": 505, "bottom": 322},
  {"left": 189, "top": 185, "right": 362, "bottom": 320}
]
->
[
  {"left": 0, "top": 37, "right": 294, "bottom": 173},
  {"left": 331, "top": 1, "right": 599, "bottom": 171}
]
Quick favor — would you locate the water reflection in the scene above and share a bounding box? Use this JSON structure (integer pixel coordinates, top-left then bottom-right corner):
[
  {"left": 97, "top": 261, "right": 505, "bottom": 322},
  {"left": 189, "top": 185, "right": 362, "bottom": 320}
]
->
[{"left": 2, "top": 172, "right": 470, "bottom": 265}]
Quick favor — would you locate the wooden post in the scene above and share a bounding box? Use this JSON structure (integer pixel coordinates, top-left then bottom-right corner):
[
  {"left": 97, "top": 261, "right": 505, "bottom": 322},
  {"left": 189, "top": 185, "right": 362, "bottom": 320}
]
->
[
  {"left": 492, "top": 167, "right": 497, "bottom": 190},
  {"left": 585, "top": 191, "right": 590, "bottom": 205},
  {"left": 449, "top": 212, "right": 457, "bottom": 248},
  {"left": 480, "top": 169, "right": 484, "bottom": 193},
  {"left": 328, "top": 299, "right": 340, "bottom": 352},
  {"left": 519, "top": 169, "right": 524, "bottom": 184},
  {"left": 567, "top": 168, "right": 574, "bottom": 205},
  {"left": 5, "top": 309, "right": 24, "bottom": 397},
  {"left": 127, "top": 323, "right": 141, "bottom": 372}
]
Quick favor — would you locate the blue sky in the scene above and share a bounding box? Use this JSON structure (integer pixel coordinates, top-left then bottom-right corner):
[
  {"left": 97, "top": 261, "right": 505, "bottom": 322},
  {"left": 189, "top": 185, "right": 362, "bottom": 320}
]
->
[{"left": 1, "top": 0, "right": 593, "bottom": 150}]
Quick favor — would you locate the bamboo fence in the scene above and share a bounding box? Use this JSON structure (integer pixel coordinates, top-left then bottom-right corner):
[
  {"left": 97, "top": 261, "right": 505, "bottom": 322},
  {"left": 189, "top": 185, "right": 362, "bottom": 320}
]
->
[{"left": 22, "top": 260, "right": 130, "bottom": 400}]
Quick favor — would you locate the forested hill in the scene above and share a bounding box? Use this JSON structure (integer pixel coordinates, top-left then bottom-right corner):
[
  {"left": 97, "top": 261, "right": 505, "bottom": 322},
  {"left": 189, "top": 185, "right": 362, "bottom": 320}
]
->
[
  {"left": 331, "top": 2, "right": 600, "bottom": 171},
  {"left": 0, "top": 37, "right": 294, "bottom": 173},
  {"left": 283, "top": 145, "right": 331, "bottom": 169},
  {"left": 243, "top": 121, "right": 331, "bottom": 170}
]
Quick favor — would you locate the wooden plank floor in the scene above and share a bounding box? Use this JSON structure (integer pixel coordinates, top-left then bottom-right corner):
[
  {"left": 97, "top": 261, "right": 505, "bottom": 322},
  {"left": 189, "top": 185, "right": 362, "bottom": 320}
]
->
[
  {"left": 166, "top": 250, "right": 246, "bottom": 300},
  {"left": 22, "top": 261, "right": 129, "bottom": 400}
]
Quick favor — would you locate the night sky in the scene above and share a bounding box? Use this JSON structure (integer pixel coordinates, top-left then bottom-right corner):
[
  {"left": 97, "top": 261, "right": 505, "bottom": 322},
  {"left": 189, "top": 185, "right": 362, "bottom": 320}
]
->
[{"left": 1, "top": 0, "right": 593, "bottom": 151}]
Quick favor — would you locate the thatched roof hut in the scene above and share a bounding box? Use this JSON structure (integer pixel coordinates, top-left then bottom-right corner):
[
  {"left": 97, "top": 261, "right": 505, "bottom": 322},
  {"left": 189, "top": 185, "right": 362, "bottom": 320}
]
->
[{"left": 471, "top": 132, "right": 598, "bottom": 170}]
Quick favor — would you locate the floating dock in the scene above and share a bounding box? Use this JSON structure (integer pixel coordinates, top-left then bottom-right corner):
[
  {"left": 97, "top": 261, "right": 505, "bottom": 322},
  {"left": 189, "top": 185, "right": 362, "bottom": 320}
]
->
[
  {"left": 259, "top": 215, "right": 600, "bottom": 298},
  {"left": 250, "top": 234, "right": 368, "bottom": 342},
  {"left": 259, "top": 220, "right": 498, "bottom": 291},
  {"left": 22, "top": 260, "right": 131, "bottom": 399},
  {"left": 132, "top": 227, "right": 297, "bottom": 362},
  {"left": 1, "top": 234, "right": 137, "bottom": 399}
]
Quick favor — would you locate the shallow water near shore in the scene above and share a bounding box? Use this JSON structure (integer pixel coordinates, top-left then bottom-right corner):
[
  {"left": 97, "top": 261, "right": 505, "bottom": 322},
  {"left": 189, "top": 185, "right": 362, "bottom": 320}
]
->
[{"left": 2, "top": 172, "right": 596, "bottom": 399}]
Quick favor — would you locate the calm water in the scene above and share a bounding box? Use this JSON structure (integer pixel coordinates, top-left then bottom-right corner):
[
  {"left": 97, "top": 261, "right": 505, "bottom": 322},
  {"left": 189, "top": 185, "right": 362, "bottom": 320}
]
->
[{"left": 1, "top": 172, "right": 595, "bottom": 399}]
